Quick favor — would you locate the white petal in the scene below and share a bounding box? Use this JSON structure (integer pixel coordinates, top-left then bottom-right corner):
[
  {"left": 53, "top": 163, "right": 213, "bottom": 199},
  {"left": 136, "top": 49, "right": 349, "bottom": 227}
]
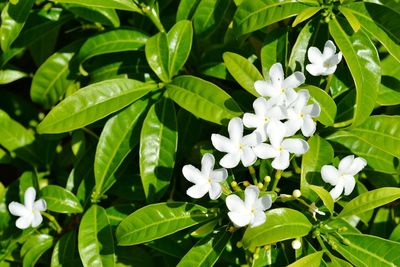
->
[
  {"left": 209, "top": 183, "right": 222, "bottom": 200},
  {"left": 338, "top": 155, "right": 355, "bottom": 172},
  {"left": 201, "top": 153, "right": 215, "bottom": 176},
  {"left": 243, "top": 131, "right": 261, "bottom": 147},
  {"left": 330, "top": 182, "right": 344, "bottom": 200},
  {"left": 228, "top": 117, "right": 243, "bottom": 143},
  {"left": 243, "top": 113, "right": 261, "bottom": 129},
  {"left": 186, "top": 183, "right": 210, "bottom": 199},
  {"left": 241, "top": 147, "right": 257, "bottom": 167},
  {"left": 228, "top": 211, "right": 250, "bottom": 228},
  {"left": 210, "top": 168, "right": 228, "bottom": 182},
  {"left": 182, "top": 165, "right": 203, "bottom": 184},
  {"left": 272, "top": 151, "right": 290, "bottom": 170},
  {"left": 255, "top": 195, "right": 272, "bottom": 211},
  {"left": 254, "top": 80, "right": 270, "bottom": 96},
  {"left": 301, "top": 117, "right": 316, "bottom": 137},
  {"left": 266, "top": 106, "right": 286, "bottom": 121},
  {"left": 250, "top": 211, "right": 266, "bottom": 228},
  {"left": 285, "top": 88, "right": 299, "bottom": 105},
  {"left": 304, "top": 103, "right": 320, "bottom": 117},
  {"left": 347, "top": 157, "right": 367, "bottom": 176},
  {"left": 282, "top": 138, "right": 309, "bottom": 155},
  {"left": 343, "top": 175, "right": 356, "bottom": 196},
  {"left": 323, "top": 65, "right": 337, "bottom": 76},
  {"left": 284, "top": 119, "right": 302, "bottom": 137},
  {"left": 33, "top": 199, "right": 47, "bottom": 212},
  {"left": 327, "top": 52, "right": 342, "bottom": 66},
  {"left": 24, "top": 187, "right": 36, "bottom": 210},
  {"left": 244, "top": 186, "right": 259, "bottom": 209},
  {"left": 307, "top": 47, "right": 323, "bottom": 64},
  {"left": 8, "top": 202, "right": 28, "bottom": 217},
  {"left": 292, "top": 90, "right": 309, "bottom": 112},
  {"left": 220, "top": 153, "right": 241, "bottom": 169},
  {"left": 306, "top": 63, "right": 324, "bottom": 76},
  {"left": 323, "top": 40, "right": 336, "bottom": 58},
  {"left": 253, "top": 97, "right": 268, "bottom": 115},
  {"left": 253, "top": 143, "right": 277, "bottom": 159},
  {"left": 16, "top": 215, "right": 32, "bottom": 229},
  {"left": 226, "top": 194, "right": 246, "bottom": 212},
  {"left": 31, "top": 212, "right": 43, "bottom": 228},
  {"left": 211, "top": 134, "right": 234, "bottom": 153},
  {"left": 283, "top": 72, "right": 305, "bottom": 90},
  {"left": 269, "top": 63, "right": 284, "bottom": 86},
  {"left": 321, "top": 165, "right": 340, "bottom": 185},
  {"left": 267, "top": 120, "right": 285, "bottom": 148}
]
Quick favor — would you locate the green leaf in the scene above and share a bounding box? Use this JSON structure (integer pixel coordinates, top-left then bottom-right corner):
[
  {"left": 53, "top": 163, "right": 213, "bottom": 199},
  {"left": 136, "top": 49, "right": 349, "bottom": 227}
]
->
[
  {"left": 78, "top": 205, "right": 115, "bottom": 267},
  {"left": 376, "top": 76, "right": 400, "bottom": 106},
  {"left": 167, "top": 20, "right": 193, "bottom": 78},
  {"left": 41, "top": 185, "right": 83, "bottom": 214},
  {"left": 331, "top": 233, "right": 400, "bottom": 266},
  {"left": 223, "top": 52, "right": 263, "bottom": 96},
  {"left": 51, "top": 231, "right": 77, "bottom": 267},
  {"left": 37, "top": 79, "right": 156, "bottom": 134},
  {"left": 338, "top": 187, "right": 400, "bottom": 218},
  {"left": 328, "top": 255, "right": 353, "bottom": 267},
  {"left": 166, "top": 75, "right": 242, "bottom": 125},
  {"left": 233, "top": 0, "right": 312, "bottom": 35},
  {"left": 176, "top": 0, "right": 201, "bottom": 21},
  {"left": 299, "top": 85, "right": 337, "bottom": 126},
  {"left": 78, "top": 29, "right": 148, "bottom": 72},
  {"left": 0, "top": 69, "right": 27, "bottom": 84},
  {"left": 63, "top": 4, "right": 120, "bottom": 27},
  {"left": 49, "top": 0, "right": 142, "bottom": 12},
  {"left": 106, "top": 204, "right": 137, "bottom": 226},
  {"left": 94, "top": 98, "right": 149, "bottom": 199},
  {"left": 344, "top": 2, "right": 400, "bottom": 62},
  {"left": 21, "top": 234, "right": 53, "bottom": 267},
  {"left": 287, "top": 251, "right": 323, "bottom": 267},
  {"left": 30, "top": 41, "right": 82, "bottom": 109},
  {"left": 389, "top": 224, "right": 400, "bottom": 242},
  {"left": 145, "top": 32, "right": 170, "bottom": 82},
  {"left": 329, "top": 17, "right": 380, "bottom": 126},
  {"left": 300, "top": 135, "right": 334, "bottom": 198},
  {"left": 242, "top": 208, "right": 312, "bottom": 249},
  {"left": 115, "top": 246, "right": 154, "bottom": 267},
  {"left": 0, "top": 0, "right": 35, "bottom": 51},
  {"left": 339, "top": 7, "right": 361, "bottom": 32},
  {"left": 292, "top": 7, "right": 321, "bottom": 27},
  {"left": 261, "top": 28, "right": 288, "bottom": 77},
  {"left": 177, "top": 231, "right": 231, "bottom": 267},
  {"left": 116, "top": 202, "right": 217, "bottom": 246},
  {"left": 140, "top": 98, "right": 177, "bottom": 202},
  {"left": 309, "top": 185, "right": 334, "bottom": 214}
]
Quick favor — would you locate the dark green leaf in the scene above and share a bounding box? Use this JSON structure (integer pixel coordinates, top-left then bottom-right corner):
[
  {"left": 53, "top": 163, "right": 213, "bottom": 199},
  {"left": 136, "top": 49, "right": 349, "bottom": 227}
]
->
[
  {"left": 261, "top": 28, "right": 288, "bottom": 76},
  {"left": 21, "top": 234, "right": 53, "bottom": 267},
  {"left": 176, "top": 0, "right": 201, "bottom": 21},
  {"left": 64, "top": 4, "right": 120, "bottom": 27},
  {"left": 51, "top": 231, "right": 77, "bottom": 266},
  {"left": 41, "top": 185, "right": 83, "bottom": 214},
  {"left": 49, "top": 0, "right": 142, "bottom": 12}
]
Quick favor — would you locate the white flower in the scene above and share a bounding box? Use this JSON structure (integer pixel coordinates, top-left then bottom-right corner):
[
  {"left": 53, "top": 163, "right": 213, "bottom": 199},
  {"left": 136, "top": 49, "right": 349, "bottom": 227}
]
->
[
  {"left": 211, "top": 117, "right": 261, "bottom": 168},
  {"left": 243, "top": 97, "right": 286, "bottom": 141},
  {"left": 291, "top": 239, "right": 302, "bottom": 250},
  {"left": 309, "top": 202, "right": 326, "bottom": 220},
  {"left": 306, "top": 40, "right": 343, "bottom": 76},
  {"left": 182, "top": 153, "right": 228, "bottom": 200},
  {"left": 253, "top": 121, "right": 309, "bottom": 170},
  {"left": 285, "top": 90, "right": 320, "bottom": 137},
  {"left": 8, "top": 187, "right": 46, "bottom": 229},
  {"left": 321, "top": 155, "right": 367, "bottom": 200},
  {"left": 226, "top": 185, "right": 272, "bottom": 228},
  {"left": 254, "top": 63, "right": 305, "bottom": 106}
]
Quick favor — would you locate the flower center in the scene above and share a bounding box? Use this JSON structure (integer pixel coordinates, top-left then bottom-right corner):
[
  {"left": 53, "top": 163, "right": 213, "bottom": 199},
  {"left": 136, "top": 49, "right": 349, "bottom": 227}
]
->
[
  {"left": 323, "top": 61, "right": 331, "bottom": 68},
  {"left": 299, "top": 113, "right": 304, "bottom": 118},
  {"left": 278, "top": 146, "right": 283, "bottom": 152},
  {"left": 264, "top": 116, "right": 269, "bottom": 123},
  {"left": 238, "top": 143, "right": 244, "bottom": 150},
  {"left": 207, "top": 177, "right": 212, "bottom": 183}
]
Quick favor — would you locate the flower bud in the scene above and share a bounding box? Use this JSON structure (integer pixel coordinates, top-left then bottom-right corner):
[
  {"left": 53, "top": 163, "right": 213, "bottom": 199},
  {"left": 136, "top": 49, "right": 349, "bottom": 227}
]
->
[
  {"left": 292, "top": 189, "right": 301, "bottom": 198},
  {"left": 236, "top": 241, "right": 243, "bottom": 248},
  {"left": 257, "top": 183, "right": 263, "bottom": 189},
  {"left": 231, "top": 181, "right": 238, "bottom": 188},
  {"left": 243, "top": 181, "right": 250, "bottom": 187},
  {"left": 291, "top": 239, "right": 302, "bottom": 250},
  {"left": 264, "top": 176, "right": 271, "bottom": 183}
]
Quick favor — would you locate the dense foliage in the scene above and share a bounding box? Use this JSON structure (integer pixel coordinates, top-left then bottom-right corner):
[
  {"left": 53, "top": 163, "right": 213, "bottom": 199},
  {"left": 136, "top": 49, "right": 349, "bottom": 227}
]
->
[{"left": 0, "top": 0, "right": 400, "bottom": 266}]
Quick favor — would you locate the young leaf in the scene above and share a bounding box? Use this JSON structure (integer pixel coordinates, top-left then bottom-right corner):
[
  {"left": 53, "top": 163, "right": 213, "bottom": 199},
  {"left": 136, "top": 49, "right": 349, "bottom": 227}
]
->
[
  {"left": 51, "top": 231, "right": 77, "bottom": 266},
  {"left": 292, "top": 7, "right": 322, "bottom": 27},
  {"left": 37, "top": 79, "right": 156, "bottom": 134},
  {"left": 288, "top": 20, "right": 315, "bottom": 73},
  {"left": 140, "top": 98, "right": 177, "bottom": 203},
  {"left": 177, "top": 231, "right": 231, "bottom": 267},
  {"left": 116, "top": 202, "right": 217, "bottom": 246},
  {"left": 48, "top": 0, "right": 142, "bottom": 12},
  {"left": 0, "top": 69, "right": 27, "bottom": 84},
  {"left": 145, "top": 32, "right": 170, "bottom": 82},
  {"left": 40, "top": 185, "right": 83, "bottom": 214},
  {"left": 338, "top": 187, "right": 400, "bottom": 218},
  {"left": 377, "top": 76, "right": 400, "bottom": 106},
  {"left": 287, "top": 251, "right": 323, "bottom": 267},
  {"left": 329, "top": 17, "right": 380, "bottom": 126},
  {"left": 308, "top": 185, "right": 334, "bottom": 214},
  {"left": 339, "top": 7, "right": 361, "bottom": 32},
  {"left": 242, "top": 208, "right": 312, "bottom": 249},
  {"left": 21, "top": 234, "right": 53, "bottom": 267},
  {"left": 166, "top": 75, "right": 243, "bottom": 125},
  {"left": 223, "top": 52, "right": 263, "bottom": 96},
  {"left": 78, "top": 205, "right": 116, "bottom": 267}
]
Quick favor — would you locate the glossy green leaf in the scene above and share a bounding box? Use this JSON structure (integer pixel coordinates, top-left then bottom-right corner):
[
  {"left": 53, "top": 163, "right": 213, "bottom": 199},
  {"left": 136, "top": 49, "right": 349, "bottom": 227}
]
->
[
  {"left": 78, "top": 205, "right": 115, "bottom": 267},
  {"left": 261, "top": 28, "right": 288, "bottom": 76},
  {"left": 292, "top": 7, "right": 321, "bottom": 27},
  {"left": 329, "top": 18, "right": 380, "bottom": 126},
  {"left": 0, "top": 0, "right": 35, "bottom": 51},
  {"left": 41, "top": 185, "right": 83, "bottom": 214},
  {"left": 51, "top": 231, "right": 77, "bottom": 267},
  {"left": 344, "top": 2, "right": 400, "bottom": 62},
  {"left": 21, "top": 234, "right": 53, "bottom": 267},
  {"left": 376, "top": 76, "right": 400, "bottom": 106},
  {"left": 287, "top": 251, "right": 323, "bottom": 267},
  {"left": 0, "top": 69, "right": 27, "bottom": 84},
  {"left": 140, "top": 98, "right": 177, "bottom": 202},
  {"left": 30, "top": 41, "right": 81, "bottom": 108},
  {"left": 338, "top": 187, "right": 400, "bottom": 218},
  {"left": 389, "top": 224, "right": 400, "bottom": 242},
  {"left": 106, "top": 204, "right": 137, "bottom": 226},
  {"left": 176, "top": 0, "right": 201, "bottom": 21},
  {"left": 167, "top": 20, "right": 193, "bottom": 77},
  {"left": 166, "top": 75, "right": 242, "bottom": 125},
  {"left": 331, "top": 233, "right": 400, "bottom": 266},
  {"left": 94, "top": 98, "right": 149, "bottom": 200},
  {"left": 233, "top": 0, "right": 312, "bottom": 35},
  {"left": 309, "top": 185, "right": 334, "bottom": 214},
  {"left": 190, "top": 219, "right": 219, "bottom": 238},
  {"left": 116, "top": 202, "right": 217, "bottom": 246},
  {"left": 145, "top": 32, "right": 170, "bottom": 82},
  {"left": 242, "top": 208, "right": 312, "bottom": 249},
  {"left": 300, "top": 135, "right": 334, "bottom": 198},
  {"left": 37, "top": 79, "right": 156, "bottom": 134},
  {"left": 339, "top": 7, "right": 361, "bottom": 32},
  {"left": 63, "top": 4, "right": 120, "bottom": 27},
  {"left": 49, "top": 0, "right": 141, "bottom": 12},
  {"left": 328, "top": 255, "right": 353, "bottom": 267},
  {"left": 223, "top": 52, "right": 263, "bottom": 96},
  {"left": 177, "top": 231, "right": 231, "bottom": 267},
  {"left": 146, "top": 232, "right": 192, "bottom": 259}
]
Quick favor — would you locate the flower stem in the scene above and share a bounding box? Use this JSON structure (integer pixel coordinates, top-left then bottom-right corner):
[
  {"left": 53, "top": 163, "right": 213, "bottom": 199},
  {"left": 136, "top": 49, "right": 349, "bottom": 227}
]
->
[
  {"left": 291, "top": 158, "right": 301, "bottom": 174},
  {"left": 271, "top": 170, "right": 282, "bottom": 192},
  {"left": 333, "top": 119, "right": 353, "bottom": 128},
  {"left": 41, "top": 211, "right": 62, "bottom": 234},
  {"left": 324, "top": 74, "right": 333, "bottom": 94},
  {"left": 143, "top": 5, "right": 165, "bottom": 32},
  {"left": 82, "top": 127, "right": 99, "bottom": 140},
  {"left": 248, "top": 166, "right": 258, "bottom": 185}
]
